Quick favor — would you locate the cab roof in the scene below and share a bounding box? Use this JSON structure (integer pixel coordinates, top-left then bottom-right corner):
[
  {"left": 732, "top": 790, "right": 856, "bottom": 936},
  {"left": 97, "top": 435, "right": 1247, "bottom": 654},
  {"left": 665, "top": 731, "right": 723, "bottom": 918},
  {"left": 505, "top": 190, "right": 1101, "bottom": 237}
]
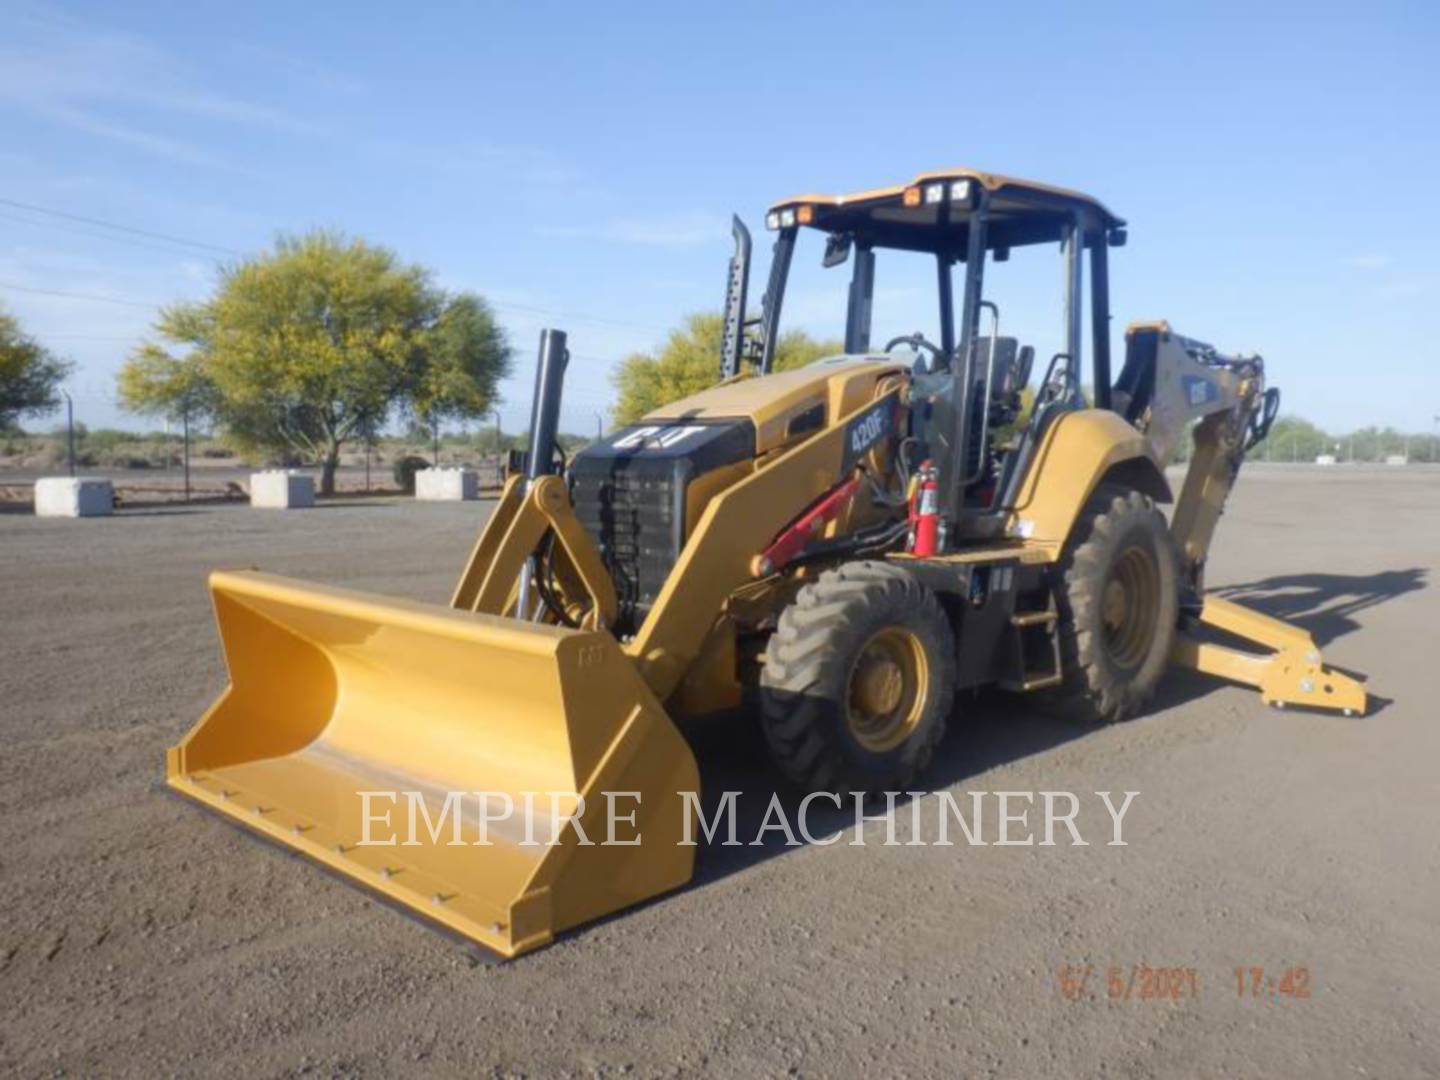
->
[{"left": 768, "top": 168, "right": 1124, "bottom": 255}]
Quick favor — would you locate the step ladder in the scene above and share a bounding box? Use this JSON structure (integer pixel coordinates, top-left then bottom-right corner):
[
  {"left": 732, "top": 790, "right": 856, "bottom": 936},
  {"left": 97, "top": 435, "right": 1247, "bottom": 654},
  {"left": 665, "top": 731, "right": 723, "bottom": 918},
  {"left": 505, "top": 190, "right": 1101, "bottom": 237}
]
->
[{"left": 1000, "top": 594, "right": 1064, "bottom": 692}]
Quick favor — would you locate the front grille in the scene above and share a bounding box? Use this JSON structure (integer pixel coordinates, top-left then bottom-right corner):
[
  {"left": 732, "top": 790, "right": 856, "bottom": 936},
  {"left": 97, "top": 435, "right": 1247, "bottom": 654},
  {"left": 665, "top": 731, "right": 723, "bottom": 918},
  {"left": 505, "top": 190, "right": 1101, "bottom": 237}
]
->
[
  {"left": 569, "top": 418, "right": 756, "bottom": 636},
  {"left": 571, "top": 464, "right": 680, "bottom": 634}
]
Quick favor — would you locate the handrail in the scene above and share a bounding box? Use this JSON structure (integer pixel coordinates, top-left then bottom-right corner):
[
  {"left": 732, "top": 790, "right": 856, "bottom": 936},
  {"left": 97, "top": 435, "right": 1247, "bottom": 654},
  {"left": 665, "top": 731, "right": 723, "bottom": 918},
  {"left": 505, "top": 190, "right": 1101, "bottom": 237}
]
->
[{"left": 961, "top": 300, "right": 1002, "bottom": 487}]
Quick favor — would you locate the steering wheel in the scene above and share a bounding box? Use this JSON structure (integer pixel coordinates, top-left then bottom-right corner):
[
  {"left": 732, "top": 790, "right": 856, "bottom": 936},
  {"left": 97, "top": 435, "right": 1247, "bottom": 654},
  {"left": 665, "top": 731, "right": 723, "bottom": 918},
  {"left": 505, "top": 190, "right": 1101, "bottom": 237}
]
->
[{"left": 883, "top": 332, "right": 944, "bottom": 363}]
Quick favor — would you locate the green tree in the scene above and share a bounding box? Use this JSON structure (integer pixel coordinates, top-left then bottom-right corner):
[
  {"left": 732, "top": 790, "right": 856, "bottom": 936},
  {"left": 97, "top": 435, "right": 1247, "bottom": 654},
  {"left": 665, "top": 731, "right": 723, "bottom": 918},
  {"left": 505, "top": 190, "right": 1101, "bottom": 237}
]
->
[
  {"left": 1265, "top": 415, "right": 1332, "bottom": 462},
  {"left": 611, "top": 312, "right": 841, "bottom": 425},
  {"left": 117, "top": 232, "right": 512, "bottom": 493},
  {"left": 0, "top": 306, "right": 72, "bottom": 429},
  {"left": 116, "top": 335, "right": 218, "bottom": 426},
  {"left": 409, "top": 292, "right": 510, "bottom": 462}
]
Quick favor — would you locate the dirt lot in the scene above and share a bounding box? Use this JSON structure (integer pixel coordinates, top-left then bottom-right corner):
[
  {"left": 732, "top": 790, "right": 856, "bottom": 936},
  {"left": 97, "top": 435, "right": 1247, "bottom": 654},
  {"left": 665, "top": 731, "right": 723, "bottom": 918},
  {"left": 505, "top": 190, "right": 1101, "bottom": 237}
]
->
[{"left": 1, "top": 465, "right": 1435, "bottom": 1077}]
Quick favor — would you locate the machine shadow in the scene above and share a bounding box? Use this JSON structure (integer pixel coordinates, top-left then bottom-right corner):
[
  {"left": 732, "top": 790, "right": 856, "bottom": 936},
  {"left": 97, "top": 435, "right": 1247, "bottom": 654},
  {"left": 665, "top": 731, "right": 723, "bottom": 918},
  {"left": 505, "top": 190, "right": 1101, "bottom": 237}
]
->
[
  {"left": 682, "top": 688, "right": 1091, "bottom": 889},
  {"left": 1213, "top": 567, "right": 1426, "bottom": 647},
  {"left": 682, "top": 569, "right": 1425, "bottom": 888}
]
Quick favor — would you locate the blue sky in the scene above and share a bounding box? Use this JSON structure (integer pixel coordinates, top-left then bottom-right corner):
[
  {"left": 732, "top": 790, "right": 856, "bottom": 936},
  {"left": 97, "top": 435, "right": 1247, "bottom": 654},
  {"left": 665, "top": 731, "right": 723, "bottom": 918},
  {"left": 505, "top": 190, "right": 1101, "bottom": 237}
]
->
[{"left": 1, "top": 0, "right": 1436, "bottom": 436}]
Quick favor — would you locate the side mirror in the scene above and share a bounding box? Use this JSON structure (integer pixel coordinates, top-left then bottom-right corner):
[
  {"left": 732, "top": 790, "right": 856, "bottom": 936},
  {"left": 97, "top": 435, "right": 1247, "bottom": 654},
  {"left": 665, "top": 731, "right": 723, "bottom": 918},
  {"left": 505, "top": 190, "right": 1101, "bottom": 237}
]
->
[
  {"left": 1108, "top": 228, "right": 1127, "bottom": 248},
  {"left": 822, "top": 232, "right": 853, "bottom": 268}
]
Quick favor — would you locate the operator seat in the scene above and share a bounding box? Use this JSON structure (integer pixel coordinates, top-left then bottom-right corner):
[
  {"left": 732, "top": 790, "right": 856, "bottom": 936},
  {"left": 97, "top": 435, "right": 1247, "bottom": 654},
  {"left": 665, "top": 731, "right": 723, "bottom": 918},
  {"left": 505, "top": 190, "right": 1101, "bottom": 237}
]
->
[
  {"left": 963, "top": 336, "right": 1021, "bottom": 477},
  {"left": 1112, "top": 327, "right": 1161, "bottom": 422}
]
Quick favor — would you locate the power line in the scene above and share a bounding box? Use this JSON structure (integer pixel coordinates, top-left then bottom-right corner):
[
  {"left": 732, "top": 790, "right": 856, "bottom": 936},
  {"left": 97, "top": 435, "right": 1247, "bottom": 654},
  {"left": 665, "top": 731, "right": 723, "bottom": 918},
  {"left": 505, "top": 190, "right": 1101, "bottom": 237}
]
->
[
  {"left": 1, "top": 198, "right": 673, "bottom": 338},
  {"left": 0, "top": 196, "right": 241, "bottom": 257},
  {"left": 492, "top": 301, "right": 667, "bottom": 336},
  {"left": 0, "top": 209, "right": 227, "bottom": 262},
  {"left": 31, "top": 333, "right": 146, "bottom": 343},
  {"left": 0, "top": 280, "right": 162, "bottom": 309},
  {"left": 0, "top": 280, "right": 660, "bottom": 359},
  {"left": 0, "top": 197, "right": 678, "bottom": 339}
]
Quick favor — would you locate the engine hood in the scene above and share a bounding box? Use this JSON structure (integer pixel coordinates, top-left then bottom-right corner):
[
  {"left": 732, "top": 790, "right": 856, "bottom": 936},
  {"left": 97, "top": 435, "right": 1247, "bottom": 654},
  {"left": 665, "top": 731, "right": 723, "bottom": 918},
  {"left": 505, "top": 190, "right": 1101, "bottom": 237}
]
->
[{"left": 641, "top": 354, "right": 907, "bottom": 456}]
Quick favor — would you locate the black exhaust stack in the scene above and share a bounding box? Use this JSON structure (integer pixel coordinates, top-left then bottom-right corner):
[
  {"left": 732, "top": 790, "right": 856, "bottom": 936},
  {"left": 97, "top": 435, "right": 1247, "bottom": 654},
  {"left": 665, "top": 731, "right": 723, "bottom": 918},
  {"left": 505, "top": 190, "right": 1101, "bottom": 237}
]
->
[{"left": 719, "top": 216, "right": 751, "bottom": 381}]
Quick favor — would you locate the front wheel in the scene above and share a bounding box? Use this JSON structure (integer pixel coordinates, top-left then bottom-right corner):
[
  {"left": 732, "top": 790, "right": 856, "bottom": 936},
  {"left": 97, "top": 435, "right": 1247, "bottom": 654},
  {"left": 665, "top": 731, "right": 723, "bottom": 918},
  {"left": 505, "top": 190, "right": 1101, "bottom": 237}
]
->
[
  {"left": 1048, "top": 485, "right": 1179, "bottom": 722},
  {"left": 760, "top": 561, "right": 955, "bottom": 797}
]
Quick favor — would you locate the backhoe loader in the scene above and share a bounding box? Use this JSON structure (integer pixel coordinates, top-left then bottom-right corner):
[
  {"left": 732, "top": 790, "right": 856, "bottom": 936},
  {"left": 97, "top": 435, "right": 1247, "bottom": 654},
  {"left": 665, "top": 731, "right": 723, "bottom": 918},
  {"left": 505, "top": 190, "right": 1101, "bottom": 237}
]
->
[{"left": 168, "top": 169, "right": 1367, "bottom": 958}]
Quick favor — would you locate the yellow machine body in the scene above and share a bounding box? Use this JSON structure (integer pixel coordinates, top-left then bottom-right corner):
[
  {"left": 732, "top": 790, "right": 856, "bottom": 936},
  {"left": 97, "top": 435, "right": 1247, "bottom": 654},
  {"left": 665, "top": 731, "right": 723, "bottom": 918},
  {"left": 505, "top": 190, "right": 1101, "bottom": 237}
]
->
[{"left": 166, "top": 172, "right": 1368, "bottom": 958}]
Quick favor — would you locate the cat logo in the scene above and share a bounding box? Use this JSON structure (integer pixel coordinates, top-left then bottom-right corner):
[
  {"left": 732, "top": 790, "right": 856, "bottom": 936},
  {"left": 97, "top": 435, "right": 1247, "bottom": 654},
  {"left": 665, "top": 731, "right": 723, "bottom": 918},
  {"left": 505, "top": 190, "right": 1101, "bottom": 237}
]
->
[{"left": 613, "top": 425, "right": 705, "bottom": 450}]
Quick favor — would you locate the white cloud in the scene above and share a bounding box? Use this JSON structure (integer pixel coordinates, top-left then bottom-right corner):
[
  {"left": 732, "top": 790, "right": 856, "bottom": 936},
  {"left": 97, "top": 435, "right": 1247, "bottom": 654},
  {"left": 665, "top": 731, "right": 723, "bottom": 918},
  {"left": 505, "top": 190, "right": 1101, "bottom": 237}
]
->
[
  {"left": 225, "top": 42, "right": 367, "bottom": 99},
  {"left": 0, "top": 7, "right": 312, "bottom": 167},
  {"left": 538, "top": 213, "right": 728, "bottom": 250},
  {"left": 1345, "top": 253, "right": 1393, "bottom": 271}
]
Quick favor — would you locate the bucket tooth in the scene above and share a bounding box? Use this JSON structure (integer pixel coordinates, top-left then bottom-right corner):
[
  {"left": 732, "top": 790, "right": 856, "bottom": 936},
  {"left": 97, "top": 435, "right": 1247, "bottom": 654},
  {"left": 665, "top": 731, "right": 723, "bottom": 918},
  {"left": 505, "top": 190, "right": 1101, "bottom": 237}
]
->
[{"left": 167, "top": 569, "right": 699, "bottom": 958}]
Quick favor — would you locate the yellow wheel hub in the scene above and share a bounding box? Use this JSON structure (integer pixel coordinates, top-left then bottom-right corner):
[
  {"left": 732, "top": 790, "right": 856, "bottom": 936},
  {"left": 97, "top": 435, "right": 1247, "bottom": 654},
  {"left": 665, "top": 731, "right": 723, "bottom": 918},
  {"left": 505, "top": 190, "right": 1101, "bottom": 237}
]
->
[
  {"left": 1101, "top": 546, "right": 1160, "bottom": 669},
  {"left": 846, "top": 626, "right": 928, "bottom": 752}
]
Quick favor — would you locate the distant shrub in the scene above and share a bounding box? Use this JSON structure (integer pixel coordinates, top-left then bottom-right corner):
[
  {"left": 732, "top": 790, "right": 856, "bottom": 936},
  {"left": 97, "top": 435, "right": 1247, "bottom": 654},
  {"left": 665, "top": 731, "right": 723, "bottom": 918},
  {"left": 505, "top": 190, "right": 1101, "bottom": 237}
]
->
[
  {"left": 393, "top": 455, "right": 430, "bottom": 493},
  {"left": 83, "top": 429, "right": 137, "bottom": 455},
  {"left": 25, "top": 443, "right": 67, "bottom": 468}
]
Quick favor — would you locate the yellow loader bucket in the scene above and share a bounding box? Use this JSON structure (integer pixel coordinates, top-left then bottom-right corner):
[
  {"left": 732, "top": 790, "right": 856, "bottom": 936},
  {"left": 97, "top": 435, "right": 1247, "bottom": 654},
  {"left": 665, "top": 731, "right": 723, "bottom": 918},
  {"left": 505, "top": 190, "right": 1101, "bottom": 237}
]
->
[{"left": 167, "top": 570, "right": 699, "bottom": 958}]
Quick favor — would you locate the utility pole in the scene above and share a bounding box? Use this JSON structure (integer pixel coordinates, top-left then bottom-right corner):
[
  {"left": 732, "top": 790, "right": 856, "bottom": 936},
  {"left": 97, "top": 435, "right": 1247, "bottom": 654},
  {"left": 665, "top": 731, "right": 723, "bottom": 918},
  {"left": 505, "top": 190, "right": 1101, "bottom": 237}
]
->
[
  {"left": 594, "top": 412, "right": 603, "bottom": 441},
  {"left": 181, "top": 405, "right": 191, "bottom": 502},
  {"left": 492, "top": 408, "right": 503, "bottom": 487},
  {"left": 62, "top": 390, "right": 75, "bottom": 477}
]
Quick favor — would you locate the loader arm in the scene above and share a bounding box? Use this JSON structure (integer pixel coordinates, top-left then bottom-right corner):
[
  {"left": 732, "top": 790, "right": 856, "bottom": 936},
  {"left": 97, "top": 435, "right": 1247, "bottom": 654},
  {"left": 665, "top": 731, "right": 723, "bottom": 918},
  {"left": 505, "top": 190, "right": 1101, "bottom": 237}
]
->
[{"left": 452, "top": 473, "right": 617, "bottom": 631}]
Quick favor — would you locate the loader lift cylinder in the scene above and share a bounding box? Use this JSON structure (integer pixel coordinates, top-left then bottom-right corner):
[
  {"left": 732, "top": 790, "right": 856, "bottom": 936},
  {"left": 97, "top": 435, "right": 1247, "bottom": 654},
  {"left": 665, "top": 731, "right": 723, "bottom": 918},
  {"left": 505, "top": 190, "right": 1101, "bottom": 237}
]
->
[
  {"left": 525, "top": 328, "right": 569, "bottom": 483},
  {"left": 518, "top": 328, "right": 569, "bottom": 617}
]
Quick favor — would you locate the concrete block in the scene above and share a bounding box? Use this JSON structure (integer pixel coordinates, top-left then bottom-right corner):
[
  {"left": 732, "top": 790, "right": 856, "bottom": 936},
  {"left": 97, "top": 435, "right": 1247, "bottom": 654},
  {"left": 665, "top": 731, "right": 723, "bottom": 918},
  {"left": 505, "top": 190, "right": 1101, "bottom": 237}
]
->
[
  {"left": 34, "top": 477, "right": 114, "bottom": 518},
  {"left": 414, "top": 467, "right": 479, "bottom": 501},
  {"left": 1385, "top": 455, "right": 1407, "bottom": 466},
  {"left": 250, "top": 470, "right": 315, "bottom": 509},
  {"left": 1314, "top": 455, "right": 1336, "bottom": 466}
]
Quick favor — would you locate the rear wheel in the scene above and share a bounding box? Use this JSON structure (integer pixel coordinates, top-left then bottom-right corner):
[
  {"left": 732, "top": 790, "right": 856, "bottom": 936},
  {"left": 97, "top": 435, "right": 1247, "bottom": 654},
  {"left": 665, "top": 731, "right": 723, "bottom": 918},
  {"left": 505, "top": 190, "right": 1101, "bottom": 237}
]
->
[
  {"left": 760, "top": 561, "right": 955, "bottom": 796},
  {"left": 1048, "top": 485, "right": 1178, "bottom": 722}
]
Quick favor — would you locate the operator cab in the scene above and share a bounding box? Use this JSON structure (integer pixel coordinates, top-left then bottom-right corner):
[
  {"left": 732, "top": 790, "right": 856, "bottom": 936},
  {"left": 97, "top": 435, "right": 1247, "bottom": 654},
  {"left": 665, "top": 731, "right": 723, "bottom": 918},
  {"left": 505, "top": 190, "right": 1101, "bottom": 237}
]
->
[{"left": 725, "top": 169, "right": 1127, "bottom": 535}]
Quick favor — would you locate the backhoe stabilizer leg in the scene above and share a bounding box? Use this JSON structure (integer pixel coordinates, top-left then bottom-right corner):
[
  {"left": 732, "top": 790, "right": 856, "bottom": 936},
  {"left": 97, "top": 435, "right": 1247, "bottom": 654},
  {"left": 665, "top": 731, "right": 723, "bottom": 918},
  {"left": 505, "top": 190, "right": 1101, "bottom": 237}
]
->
[{"left": 1170, "top": 595, "right": 1367, "bottom": 715}]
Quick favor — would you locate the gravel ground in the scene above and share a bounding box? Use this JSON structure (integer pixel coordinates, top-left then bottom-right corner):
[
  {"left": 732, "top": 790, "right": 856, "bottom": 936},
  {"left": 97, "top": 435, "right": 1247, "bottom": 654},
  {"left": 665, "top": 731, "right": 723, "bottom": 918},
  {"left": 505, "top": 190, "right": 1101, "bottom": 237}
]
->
[{"left": 0, "top": 465, "right": 1435, "bottom": 1078}]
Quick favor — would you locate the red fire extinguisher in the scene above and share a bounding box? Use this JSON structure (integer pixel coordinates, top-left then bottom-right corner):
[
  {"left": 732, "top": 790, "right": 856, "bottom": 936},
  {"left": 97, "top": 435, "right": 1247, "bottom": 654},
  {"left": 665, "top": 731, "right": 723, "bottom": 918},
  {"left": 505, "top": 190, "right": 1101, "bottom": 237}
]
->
[{"left": 910, "top": 460, "right": 941, "bottom": 557}]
